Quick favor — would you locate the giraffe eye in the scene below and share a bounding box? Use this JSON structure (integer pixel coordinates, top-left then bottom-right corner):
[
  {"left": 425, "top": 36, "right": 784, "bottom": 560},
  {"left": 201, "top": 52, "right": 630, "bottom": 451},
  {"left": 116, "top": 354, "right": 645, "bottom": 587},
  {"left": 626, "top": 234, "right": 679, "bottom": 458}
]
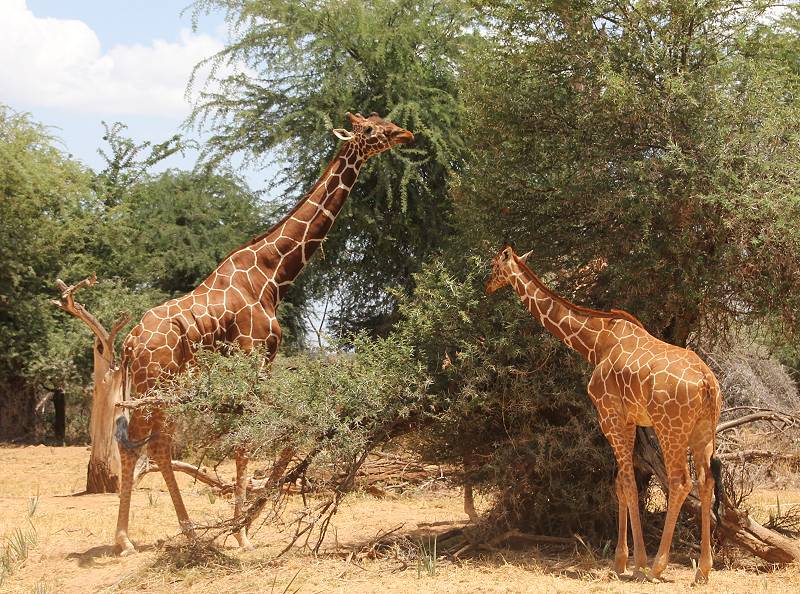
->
[{"left": 363, "top": 125, "right": 373, "bottom": 135}]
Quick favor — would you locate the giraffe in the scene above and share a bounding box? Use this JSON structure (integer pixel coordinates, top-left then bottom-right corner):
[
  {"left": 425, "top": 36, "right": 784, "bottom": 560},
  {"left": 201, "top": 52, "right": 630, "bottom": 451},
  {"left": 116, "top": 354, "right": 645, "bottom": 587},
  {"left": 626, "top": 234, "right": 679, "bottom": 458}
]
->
[
  {"left": 112, "top": 112, "right": 413, "bottom": 556},
  {"left": 485, "top": 244, "right": 723, "bottom": 584}
]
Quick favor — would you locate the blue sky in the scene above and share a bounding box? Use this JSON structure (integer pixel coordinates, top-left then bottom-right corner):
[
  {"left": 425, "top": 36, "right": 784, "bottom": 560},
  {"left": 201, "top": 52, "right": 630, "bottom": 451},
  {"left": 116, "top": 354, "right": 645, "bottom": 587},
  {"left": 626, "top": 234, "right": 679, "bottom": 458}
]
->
[
  {"left": 26, "top": 1, "right": 224, "bottom": 48},
  {"left": 0, "top": 1, "right": 267, "bottom": 186}
]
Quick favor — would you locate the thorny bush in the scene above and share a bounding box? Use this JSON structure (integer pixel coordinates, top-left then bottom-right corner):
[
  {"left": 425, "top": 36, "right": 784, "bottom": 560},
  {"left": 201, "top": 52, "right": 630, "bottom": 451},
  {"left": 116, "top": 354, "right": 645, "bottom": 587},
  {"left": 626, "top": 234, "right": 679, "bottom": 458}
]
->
[{"left": 161, "top": 333, "right": 430, "bottom": 489}]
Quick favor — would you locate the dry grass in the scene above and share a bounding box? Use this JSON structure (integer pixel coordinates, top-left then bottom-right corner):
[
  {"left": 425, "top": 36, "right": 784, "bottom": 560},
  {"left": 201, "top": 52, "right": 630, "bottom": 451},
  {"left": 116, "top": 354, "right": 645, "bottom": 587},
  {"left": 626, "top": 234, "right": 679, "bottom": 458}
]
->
[{"left": 2, "top": 446, "right": 800, "bottom": 593}]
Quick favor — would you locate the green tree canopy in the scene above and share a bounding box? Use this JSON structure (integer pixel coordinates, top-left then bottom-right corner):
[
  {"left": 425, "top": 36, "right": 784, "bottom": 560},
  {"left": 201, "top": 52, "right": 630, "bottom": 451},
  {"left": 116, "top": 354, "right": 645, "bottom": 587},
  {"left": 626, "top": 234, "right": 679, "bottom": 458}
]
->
[
  {"left": 189, "top": 0, "right": 478, "bottom": 335},
  {"left": 100, "top": 169, "right": 268, "bottom": 295},
  {"left": 0, "top": 107, "right": 92, "bottom": 379},
  {"left": 0, "top": 109, "right": 293, "bottom": 439},
  {"left": 457, "top": 0, "right": 800, "bottom": 347}
]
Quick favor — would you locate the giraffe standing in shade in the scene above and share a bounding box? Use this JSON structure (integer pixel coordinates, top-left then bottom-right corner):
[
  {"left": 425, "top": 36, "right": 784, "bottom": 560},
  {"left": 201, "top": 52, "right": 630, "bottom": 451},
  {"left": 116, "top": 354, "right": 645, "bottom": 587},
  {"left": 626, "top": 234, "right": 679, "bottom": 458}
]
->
[
  {"left": 113, "top": 112, "right": 413, "bottom": 556},
  {"left": 486, "top": 244, "right": 722, "bottom": 584}
]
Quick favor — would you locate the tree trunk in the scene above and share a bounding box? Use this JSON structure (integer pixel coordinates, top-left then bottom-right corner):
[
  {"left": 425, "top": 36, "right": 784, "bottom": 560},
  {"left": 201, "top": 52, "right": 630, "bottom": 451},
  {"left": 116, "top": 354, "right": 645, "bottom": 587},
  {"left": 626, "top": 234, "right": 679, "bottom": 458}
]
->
[
  {"left": 84, "top": 353, "right": 124, "bottom": 493},
  {"left": 52, "top": 388, "right": 65, "bottom": 445},
  {"left": 634, "top": 427, "right": 800, "bottom": 564}
]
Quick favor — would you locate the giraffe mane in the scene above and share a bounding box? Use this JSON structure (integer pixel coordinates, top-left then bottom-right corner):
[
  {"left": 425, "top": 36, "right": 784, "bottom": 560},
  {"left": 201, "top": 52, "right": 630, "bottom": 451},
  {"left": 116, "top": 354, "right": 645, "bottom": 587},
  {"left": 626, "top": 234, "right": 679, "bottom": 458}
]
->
[{"left": 514, "top": 255, "right": 645, "bottom": 329}]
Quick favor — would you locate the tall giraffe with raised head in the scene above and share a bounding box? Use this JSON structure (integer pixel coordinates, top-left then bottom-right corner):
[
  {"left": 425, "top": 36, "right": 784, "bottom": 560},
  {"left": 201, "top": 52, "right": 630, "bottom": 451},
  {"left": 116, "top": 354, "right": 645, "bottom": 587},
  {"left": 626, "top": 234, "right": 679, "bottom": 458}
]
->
[
  {"left": 486, "top": 244, "right": 722, "bottom": 584},
  {"left": 113, "top": 112, "right": 413, "bottom": 556}
]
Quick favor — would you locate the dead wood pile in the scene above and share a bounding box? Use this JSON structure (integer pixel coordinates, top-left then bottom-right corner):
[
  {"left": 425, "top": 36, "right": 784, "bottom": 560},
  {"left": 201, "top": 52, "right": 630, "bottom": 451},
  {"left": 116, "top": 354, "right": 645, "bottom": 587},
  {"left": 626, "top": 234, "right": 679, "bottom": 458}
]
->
[{"left": 135, "top": 449, "right": 452, "bottom": 497}]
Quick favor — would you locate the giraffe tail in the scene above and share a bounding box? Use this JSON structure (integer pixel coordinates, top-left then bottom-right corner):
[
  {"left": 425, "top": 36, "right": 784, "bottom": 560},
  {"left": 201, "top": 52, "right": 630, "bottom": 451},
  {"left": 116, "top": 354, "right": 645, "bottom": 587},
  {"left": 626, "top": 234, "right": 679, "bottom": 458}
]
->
[
  {"left": 114, "top": 415, "right": 156, "bottom": 451},
  {"left": 711, "top": 455, "right": 724, "bottom": 530}
]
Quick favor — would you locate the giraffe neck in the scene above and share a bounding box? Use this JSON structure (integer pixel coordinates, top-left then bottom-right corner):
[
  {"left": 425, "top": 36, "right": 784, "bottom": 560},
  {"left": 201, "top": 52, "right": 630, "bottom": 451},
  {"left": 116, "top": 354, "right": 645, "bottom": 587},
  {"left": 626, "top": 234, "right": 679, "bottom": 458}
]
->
[
  {"left": 222, "top": 142, "right": 365, "bottom": 306},
  {"left": 509, "top": 264, "right": 606, "bottom": 364}
]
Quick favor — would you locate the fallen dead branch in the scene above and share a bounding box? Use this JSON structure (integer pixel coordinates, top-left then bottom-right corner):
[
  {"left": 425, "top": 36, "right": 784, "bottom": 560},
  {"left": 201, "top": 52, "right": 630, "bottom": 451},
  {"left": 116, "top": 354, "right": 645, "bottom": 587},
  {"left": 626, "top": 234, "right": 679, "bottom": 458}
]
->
[
  {"left": 717, "top": 410, "right": 800, "bottom": 433},
  {"left": 134, "top": 459, "right": 238, "bottom": 494},
  {"left": 133, "top": 447, "right": 446, "bottom": 500},
  {"left": 151, "top": 539, "right": 240, "bottom": 571},
  {"left": 716, "top": 450, "right": 800, "bottom": 468}
]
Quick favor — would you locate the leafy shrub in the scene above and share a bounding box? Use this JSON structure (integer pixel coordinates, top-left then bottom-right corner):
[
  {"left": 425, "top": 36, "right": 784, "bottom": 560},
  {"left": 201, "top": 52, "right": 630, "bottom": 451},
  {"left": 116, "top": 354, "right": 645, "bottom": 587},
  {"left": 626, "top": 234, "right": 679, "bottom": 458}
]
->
[
  {"left": 395, "top": 256, "right": 618, "bottom": 542},
  {"left": 164, "top": 333, "right": 430, "bottom": 481}
]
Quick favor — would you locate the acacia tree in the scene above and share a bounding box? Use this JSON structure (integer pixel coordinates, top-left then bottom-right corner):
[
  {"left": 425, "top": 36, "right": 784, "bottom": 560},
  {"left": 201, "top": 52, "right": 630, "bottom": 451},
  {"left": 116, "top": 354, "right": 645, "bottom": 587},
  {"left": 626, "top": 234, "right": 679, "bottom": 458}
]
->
[
  {"left": 0, "top": 111, "right": 283, "bottom": 444},
  {"left": 189, "top": 0, "right": 477, "bottom": 335},
  {"left": 458, "top": 0, "right": 800, "bottom": 348}
]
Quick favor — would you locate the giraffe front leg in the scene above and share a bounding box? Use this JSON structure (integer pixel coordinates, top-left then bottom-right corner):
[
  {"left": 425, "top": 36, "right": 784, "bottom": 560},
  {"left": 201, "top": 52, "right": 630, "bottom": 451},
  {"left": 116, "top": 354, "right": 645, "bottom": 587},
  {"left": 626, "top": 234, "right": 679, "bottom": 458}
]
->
[
  {"left": 619, "top": 458, "right": 649, "bottom": 578},
  {"left": 595, "top": 411, "right": 645, "bottom": 577},
  {"left": 463, "top": 452, "right": 479, "bottom": 523},
  {"left": 234, "top": 448, "right": 254, "bottom": 550},
  {"left": 114, "top": 445, "right": 139, "bottom": 556}
]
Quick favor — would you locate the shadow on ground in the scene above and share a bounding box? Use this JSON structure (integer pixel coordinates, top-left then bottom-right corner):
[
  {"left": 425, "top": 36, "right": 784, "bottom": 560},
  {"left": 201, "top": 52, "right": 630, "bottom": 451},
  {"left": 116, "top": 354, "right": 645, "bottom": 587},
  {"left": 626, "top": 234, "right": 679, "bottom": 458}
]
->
[
  {"left": 337, "top": 520, "right": 698, "bottom": 585},
  {"left": 67, "top": 543, "right": 156, "bottom": 568}
]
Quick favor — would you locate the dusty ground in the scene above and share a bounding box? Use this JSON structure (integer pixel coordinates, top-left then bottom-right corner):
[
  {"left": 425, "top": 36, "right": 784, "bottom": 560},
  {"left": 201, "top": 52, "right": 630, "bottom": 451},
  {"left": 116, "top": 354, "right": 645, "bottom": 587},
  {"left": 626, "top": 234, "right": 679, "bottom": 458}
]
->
[{"left": 1, "top": 446, "right": 799, "bottom": 593}]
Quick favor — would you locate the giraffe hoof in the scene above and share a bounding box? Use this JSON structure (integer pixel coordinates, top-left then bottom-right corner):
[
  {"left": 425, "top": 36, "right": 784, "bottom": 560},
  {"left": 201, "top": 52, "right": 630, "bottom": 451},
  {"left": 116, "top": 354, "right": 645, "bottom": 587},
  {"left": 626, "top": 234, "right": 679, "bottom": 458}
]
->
[
  {"left": 693, "top": 569, "right": 709, "bottom": 585},
  {"left": 116, "top": 543, "right": 137, "bottom": 557},
  {"left": 234, "top": 537, "right": 255, "bottom": 551},
  {"left": 631, "top": 569, "right": 659, "bottom": 583}
]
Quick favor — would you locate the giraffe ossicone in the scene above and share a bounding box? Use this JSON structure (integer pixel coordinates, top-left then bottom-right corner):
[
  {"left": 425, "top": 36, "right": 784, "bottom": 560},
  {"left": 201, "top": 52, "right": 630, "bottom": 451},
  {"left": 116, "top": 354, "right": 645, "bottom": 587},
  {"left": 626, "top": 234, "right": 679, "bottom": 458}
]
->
[
  {"left": 112, "top": 112, "right": 413, "bottom": 556},
  {"left": 487, "top": 244, "right": 722, "bottom": 584}
]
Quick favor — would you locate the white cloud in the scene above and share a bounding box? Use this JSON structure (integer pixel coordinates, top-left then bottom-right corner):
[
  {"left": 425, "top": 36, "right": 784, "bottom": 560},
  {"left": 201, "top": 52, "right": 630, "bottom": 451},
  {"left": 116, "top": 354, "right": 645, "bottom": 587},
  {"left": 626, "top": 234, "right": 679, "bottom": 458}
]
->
[{"left": 0, "top": 0, "right": 224, "bottom": 117}]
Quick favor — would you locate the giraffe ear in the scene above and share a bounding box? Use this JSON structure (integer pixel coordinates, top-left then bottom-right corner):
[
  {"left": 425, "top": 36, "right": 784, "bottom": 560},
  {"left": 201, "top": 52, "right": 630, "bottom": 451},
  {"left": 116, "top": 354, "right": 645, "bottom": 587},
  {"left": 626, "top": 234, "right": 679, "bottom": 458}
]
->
[
  {"left": 332, "top": 128, "right": 354, "bottom": 141},
  {"left": 519, "top": 250, "right": 533, "bottom": 264}
]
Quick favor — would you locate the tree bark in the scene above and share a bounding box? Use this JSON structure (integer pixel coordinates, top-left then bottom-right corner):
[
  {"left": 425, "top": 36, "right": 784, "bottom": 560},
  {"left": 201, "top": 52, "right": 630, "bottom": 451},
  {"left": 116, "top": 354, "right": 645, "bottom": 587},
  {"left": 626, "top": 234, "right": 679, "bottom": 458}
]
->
[
  {"left": 85, "top": 362, "right": 125, "bottom": 493},
  {"left": 634, "top": 427, "right": 800, "bottom": 564},
  {"left": 52, "top": 275, "right": 130, "bottom": 494},
  {"left": 52, "top": 388, "right": 65, "bottom": 446}
]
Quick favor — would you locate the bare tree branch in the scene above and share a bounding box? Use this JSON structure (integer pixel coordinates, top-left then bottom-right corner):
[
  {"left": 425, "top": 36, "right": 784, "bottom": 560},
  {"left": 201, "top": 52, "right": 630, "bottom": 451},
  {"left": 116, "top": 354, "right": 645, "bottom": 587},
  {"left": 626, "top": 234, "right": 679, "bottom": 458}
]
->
[
  {"left": 717, "top": 450, "right": 800, "bottom": 466},
  {"left": 51, "top": 273, "right": 130, "bottom": 367},
  {"left": 717, "top": 411, "right": 798, "bottom": 433}
]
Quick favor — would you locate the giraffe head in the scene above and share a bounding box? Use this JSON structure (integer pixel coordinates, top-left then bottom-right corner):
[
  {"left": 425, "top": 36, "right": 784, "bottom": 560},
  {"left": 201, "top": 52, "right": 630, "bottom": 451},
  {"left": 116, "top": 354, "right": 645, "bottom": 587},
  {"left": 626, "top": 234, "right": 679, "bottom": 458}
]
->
[
  {"left": 486, "top": 243, "right": 532, "bottom": 294},
  {"left": 332, "top": 112, "right": 414, "bottom": 157}
]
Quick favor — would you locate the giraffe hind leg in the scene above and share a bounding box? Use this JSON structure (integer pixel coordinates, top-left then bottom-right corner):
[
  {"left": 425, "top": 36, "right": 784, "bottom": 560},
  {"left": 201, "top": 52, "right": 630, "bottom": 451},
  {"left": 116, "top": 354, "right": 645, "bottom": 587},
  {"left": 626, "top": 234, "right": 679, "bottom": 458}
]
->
[
  {"left": 650, "top": 440, "right": 692, "bottom": 579},
  {"left": 692, "top": 438, "right": 716, "bottom": 584},
  {"left": 613, "top": 469, "right": 629, "bottom": 574},
  {"left": 148, "top": 433, "right": 196, "bottom": 539}
]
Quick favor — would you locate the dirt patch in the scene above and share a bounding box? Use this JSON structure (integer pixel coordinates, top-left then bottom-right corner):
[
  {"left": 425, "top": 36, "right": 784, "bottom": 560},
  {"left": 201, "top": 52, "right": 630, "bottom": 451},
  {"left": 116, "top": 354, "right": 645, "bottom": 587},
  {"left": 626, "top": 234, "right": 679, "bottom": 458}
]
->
[{"left": 1, "top": 446, "right": 800, "bottom": 593}]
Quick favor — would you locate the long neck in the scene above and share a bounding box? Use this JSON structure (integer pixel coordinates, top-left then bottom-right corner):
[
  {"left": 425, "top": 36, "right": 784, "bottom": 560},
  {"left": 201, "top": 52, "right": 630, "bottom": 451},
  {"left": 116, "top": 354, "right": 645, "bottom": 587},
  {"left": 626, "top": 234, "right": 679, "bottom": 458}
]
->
[
  {"left": 252, "top": 142, "right": 364, "bottom": 301},
  {"left": 509, "top": 263, "right": 606, "bottom": 364}
]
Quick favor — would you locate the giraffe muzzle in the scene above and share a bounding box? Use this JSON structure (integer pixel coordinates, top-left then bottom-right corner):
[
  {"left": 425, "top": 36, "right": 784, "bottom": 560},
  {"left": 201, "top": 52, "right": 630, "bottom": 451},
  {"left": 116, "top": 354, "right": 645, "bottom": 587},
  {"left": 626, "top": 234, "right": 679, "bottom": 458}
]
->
[{"left": 392, "top": 129, "right": 414, "bottom": 144}]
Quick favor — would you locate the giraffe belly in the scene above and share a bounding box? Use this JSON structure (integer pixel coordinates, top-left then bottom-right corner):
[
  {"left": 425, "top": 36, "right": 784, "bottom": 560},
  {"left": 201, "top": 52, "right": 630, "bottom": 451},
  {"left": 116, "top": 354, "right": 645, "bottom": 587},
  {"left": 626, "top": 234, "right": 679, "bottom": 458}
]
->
[{"left": 629, "top": 407, "right": 653, "bottom": 427}]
